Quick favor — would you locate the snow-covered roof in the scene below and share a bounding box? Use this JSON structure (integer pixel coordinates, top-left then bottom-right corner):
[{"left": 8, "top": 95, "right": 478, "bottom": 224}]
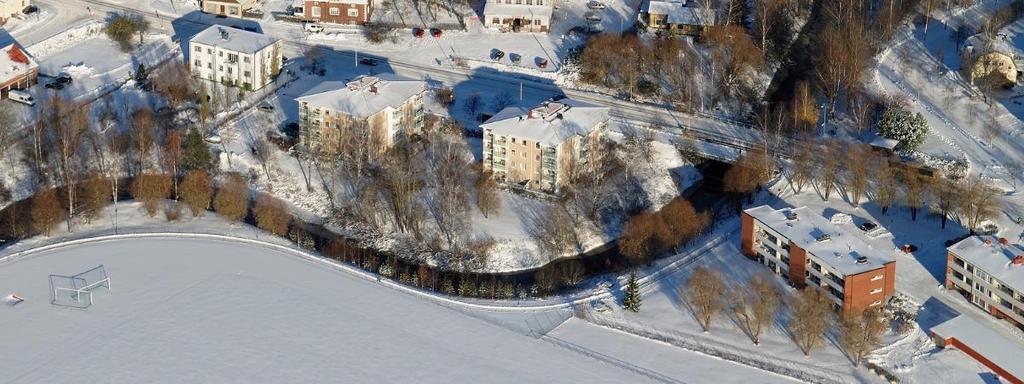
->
[
  {"left": 189, "top": 25, "right": 279, "bottom": 54},
  {"left": 480, "top": 99, "right": 610, "bottom": 147},
  {"left": 296, "top": 73, "right": 425, "bottom": 119},
  {"left": 640, "top": 0, "right": 713, "bottom": 26},
  {"left": 483, "top": 1, "right": 554, "bottom": 18},
  {"left": 0, "top": 30, "right": 38, "bottom": 84},
  {"left": 869, "top": 136, "right": 899, "bottom": 150},
  {"left": 931, "top": 315, "right": 1024, "bottom": 383},
  {"left": 745, "top": 205, "right": 894, "bottom": 276},
  {"left": 964, "top": 34, "right": 1018, "bottom": 59},
  {"left": 949, "top": 236, "right": 1024, "bottom": 293}
]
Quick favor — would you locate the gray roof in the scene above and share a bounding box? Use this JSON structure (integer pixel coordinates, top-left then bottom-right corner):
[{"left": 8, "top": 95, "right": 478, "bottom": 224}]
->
[
  {"left": 640, "top": 0, "right": 713, "bottom": 26},
  {"left": 189, "top": 25, "right": 279, "bottom": 54},
  {"left": 296, "top": 74, "right": 425, "bottom": 119},
  {"left": 745, "top": 205, "right": 894, "bottom": 276},
  {"left": 949, "top": 235, "right": 1024, "bottom": 293},
  {"left": 480, "top": 99, "right": 609, "bottom": 147}
]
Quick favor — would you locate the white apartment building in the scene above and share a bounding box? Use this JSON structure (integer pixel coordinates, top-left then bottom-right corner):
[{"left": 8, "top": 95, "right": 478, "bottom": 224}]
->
[
  {"left": 188, "top": 25, "right": 281, "bottom": 90},
  {"left": 296, "top": 74, "right": 426, "bottom": 154},
  {"left": 480, "top": 99, "right": 609, "bottom": 192},
  {"left": 947, "top": 236, "right": 1024, "bottom": 330},
  {"left": 482, "top": 0, "right": 553, "bottom": 32}
]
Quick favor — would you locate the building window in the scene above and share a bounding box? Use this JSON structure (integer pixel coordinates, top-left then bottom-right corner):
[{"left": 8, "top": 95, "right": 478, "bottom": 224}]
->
[
  {"left": 207, "top": 62, "right": 212, "bottom": 69},
  {"left": 348, "top": 8, "right": 359, "bottom": 17},
  {"left": 330, "top": 7, "right": 340, "bottom": 15},
  {"left": 512, "top": 138, "right": 516, "bottom": 144},
  {"left": 871, "top": 274, "right": 883, "bottom": 281},
  {"left": 244, "top": 71, "right": 251, "bottom": 78},
  {"left": 194, "top": 60, "right": 201, "bottom": 67},
  {"left": 870, "top": 288, "right": 882, "bottom": 294},
  {"left": 244, "top": 56, "right": 250, "bottom": 63},
  {"left": 870, "top": 301, "right": 882, "bottom": 307},
  {"left": 312, "top": 6, "right": 321, "bottom": 17},
  {"left": 194, "top": 46, "right": 202, "bottom": 52}
]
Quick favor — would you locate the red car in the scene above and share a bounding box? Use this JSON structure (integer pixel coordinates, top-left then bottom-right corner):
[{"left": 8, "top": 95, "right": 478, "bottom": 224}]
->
[
  {"left": 413, "top": 28, "right": 425, "bottom": 38},
  {"left": 537, "top": 58, "right": 548, "bottom": 68},
  {"left": 430, "top": 28, "right": 442, "bottom": 38}
]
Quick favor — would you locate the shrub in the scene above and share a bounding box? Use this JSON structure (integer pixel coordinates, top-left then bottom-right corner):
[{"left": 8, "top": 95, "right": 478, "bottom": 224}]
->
[
  {"left": 878, "top": 104, "right": 928, "bottom": 152},
  {"left": 213, "top": 173, "right": 248, "bottom": 222},
  {"left": 131, "top": 173, "right": 172, "bottom": 217}
]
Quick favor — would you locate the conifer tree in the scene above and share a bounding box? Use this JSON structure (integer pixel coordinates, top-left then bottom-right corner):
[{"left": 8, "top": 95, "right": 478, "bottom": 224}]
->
[
  {"left": 623, "top": 271, "right": 642, "bottom": 312},
  {"left": 182, "top": 128, "right": 212, "bottom": 171},
  {"left": 135, "top": 63, "right": 148, "bottom": 84}
]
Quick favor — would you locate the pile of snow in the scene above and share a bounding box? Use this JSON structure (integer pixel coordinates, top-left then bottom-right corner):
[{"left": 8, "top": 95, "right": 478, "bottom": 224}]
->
[{"left": 61, "top": 63, "right": 94, "bottom": 78}]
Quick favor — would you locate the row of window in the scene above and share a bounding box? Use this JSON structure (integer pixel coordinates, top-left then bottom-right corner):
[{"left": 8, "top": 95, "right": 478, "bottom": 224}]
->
[
  {"left": 310, "top": 6, "right": 360, "bottom": 17},
  {"left": 193, "top": 60, "right": 253, "bottom": 78},
  {"left": 492, "top": 0, "right": 545, "bottom": 5}
]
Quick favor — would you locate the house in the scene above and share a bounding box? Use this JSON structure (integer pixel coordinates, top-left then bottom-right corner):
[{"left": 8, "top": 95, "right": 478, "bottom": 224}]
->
[
  {"left": 931, "top": 315, "right": 1024, "bottom": 384},
  {"left": 0, "top": 0, "right": 29, "bottom": 23},
  {"left": 296, "top": 74, "right": 426, "bottom": 154},
  {"left": 946, "top": 236, "right": 1024, "bottom": 330},
  {"left": 480, "top": 99, "right": 609, "bottom": 192},
  {"left": 188, "top": 25, "right": 282, "bottom": 90},
  {"left": 203, "top": 0, "right": 255, "bottom": 17},
  {"left": 638, "top": 0, "right": 713, "bottom": 35},
  {"left": 961, "top": 34, "right": 1019, "bottom": 89},
  {"left": 0, "top": 30, "right": 38, "bottom": 96},
  {"left": 295, "top": 0, "right": 371, "bottom": 25},
  {"left": 482, "top": 0, "right": 553, "bottom": 33},
  {"left": 741, "top": 206, "right": 896, "bottom": 313}
]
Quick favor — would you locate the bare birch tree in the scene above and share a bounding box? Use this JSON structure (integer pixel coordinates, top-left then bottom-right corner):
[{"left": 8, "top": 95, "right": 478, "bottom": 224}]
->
[
  {"left": 728, "top": 274, "right": 781, "bottom": 345},
  {"left": 788, "top": 288, "right": 834, "bottom": 356},
  {"left": 684, "top": 266, "right": 726, "bottom": 333},
  {"left": 839, "top": 307, "right": 888, "bottom": 367}
]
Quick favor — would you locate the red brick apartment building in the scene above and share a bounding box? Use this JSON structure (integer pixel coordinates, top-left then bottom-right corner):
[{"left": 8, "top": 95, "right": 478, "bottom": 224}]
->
[
  {"left": 297, "top": 0, "right": 371, "bottom": 25},
  {"left": 932, "top": 315, "right": 1024, "bottom": 384},
  {"left": 741, "top": 205, "right": 896, "bottom": 313},
  {"left": 946, "top": 235, "right": 1024, "bottom": 330}
]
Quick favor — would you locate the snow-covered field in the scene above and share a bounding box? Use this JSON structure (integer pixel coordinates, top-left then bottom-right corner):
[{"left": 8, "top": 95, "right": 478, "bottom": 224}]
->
[{"left": 1, "top": 233, "right": 792, "bottom": 383}]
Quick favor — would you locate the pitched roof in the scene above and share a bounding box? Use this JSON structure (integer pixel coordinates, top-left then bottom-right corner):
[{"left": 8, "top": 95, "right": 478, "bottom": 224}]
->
[
  {"left": 949, "top": 235, "right": 1024, "bottom": 293},
  {"left": 480, "top": 99, "right": 610, "bottom": 147},
  {"left": 0, "top": 30, "right": 38, "bottom": 84},
  {"left": 745, "top": 205, "right": 894, "bottom": 276},
  {"left": 641, "top": 0, "right": 714, "bottom": 26},
  {"left": 295, "top": 74, "right": 425, "bottom": 119},
  {"left": 189, "top": 25, "right": 278, "bottom": 54}
]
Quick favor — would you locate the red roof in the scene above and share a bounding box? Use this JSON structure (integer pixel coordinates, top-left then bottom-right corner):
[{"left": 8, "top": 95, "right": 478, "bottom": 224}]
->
[{"left": 7, "top": 45, "right": 28, "bottom": 65}]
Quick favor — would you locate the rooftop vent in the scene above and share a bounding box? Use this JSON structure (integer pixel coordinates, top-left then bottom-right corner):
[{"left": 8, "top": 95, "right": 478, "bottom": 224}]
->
[
  {"left": 1014, "top": 256, "right": 1024, "bottom": 266},
  {"left": 999, "top": 237, "right": 1009, "bottom": 245},
  {"left": 816, "top": 234, "right": 832, "bottom": 243},
  {"left": 785, "top": 212, "right": 798, "bottom": 221},
  {"left": 856, "top": 256, "right": 869, "bottom": 265},
  {"left": 219, "top": 28, "right": 230, "bottom": 40},
  {"left": 984, "top": 238, "right": 993, "bottom": 246}
]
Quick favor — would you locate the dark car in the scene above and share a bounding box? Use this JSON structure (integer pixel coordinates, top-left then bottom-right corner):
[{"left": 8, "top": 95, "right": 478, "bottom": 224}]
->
[
  {"left": 45, "top": 82, "right": 65, "bottom": 90},
  {"left": 215, "top": 14, "right": 228, "bottom": 19},
  {"left": 430, "top": 28, "right": 442, "bottom": 38},
  {"left": 491, "top": 49, "right": 505, "bottom": 60},
  {"left": 359, "top": 58, "right": 378, "bottom": 66},
  {"left": 23, "top": 5, "right": 38, "bottom": 14},
  {"left": 55, "top": 73, "right": 73, "bottom": 84},
  {"left": 413, "top": 28, "right": 425, "bottom": 38},
  {"left": 859, "top": 222, "right": 878, "bottom": 232}
]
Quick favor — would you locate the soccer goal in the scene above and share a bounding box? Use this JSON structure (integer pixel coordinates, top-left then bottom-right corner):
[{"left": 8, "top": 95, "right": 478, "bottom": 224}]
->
[{"left": 49, "top": 265, "right": 111, "bottom": 309}]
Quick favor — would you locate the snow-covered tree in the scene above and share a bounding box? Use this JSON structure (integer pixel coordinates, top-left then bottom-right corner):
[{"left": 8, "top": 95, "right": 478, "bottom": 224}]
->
[
  {"left": 878, "top": 105, "right": 928, "bottom": 152},
  {"left": 622, "top": 272, "right": 642, "bottom": 312}
]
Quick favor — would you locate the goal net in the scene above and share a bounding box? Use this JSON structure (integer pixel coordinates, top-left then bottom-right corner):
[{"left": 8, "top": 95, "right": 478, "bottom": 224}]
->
[{"left": 49, "top": 265, "right": 111, "bottom": 309}]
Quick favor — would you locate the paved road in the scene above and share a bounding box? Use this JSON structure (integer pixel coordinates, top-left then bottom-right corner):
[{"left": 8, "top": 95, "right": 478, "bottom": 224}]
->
[{"left": 72, "top": 0, "right": 765, "bottom": 155}]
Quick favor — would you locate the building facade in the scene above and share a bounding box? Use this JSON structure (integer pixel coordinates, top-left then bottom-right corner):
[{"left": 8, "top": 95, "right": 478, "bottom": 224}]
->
[
  {"left": 741, "top": 206, "right": 896, "bottom": 313},
  {"left": 946, "top": 236, "right": 1024, "bottom": 330},
  {"left": 0, "top": 35, "right": 37, "bottom": 96},
  {"left": 297, "top": 0, "right": 371, "bottom": 24},
  {"left": 480, "top": 99, "right": 609, "bottom": 193},
  {"left": 297, "top": 74, "right": 426, "bottom": 154},
  {"left": 482, "top": 0, "right": 553, "bottom": 33},
  {"left": 188, "top": 26, "right": 282, "bottom": 90},
  {"left": 0, "top": 0, "right": 29, "bottom": 23},
  {"left": 203, "top": 0, "right": 255, "bottom": 17}
]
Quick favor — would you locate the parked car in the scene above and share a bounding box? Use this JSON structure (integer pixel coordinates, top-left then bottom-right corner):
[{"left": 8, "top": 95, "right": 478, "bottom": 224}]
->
[
  {"left": 215, "top": 14, "right": 228, "bottom": 19},
  {"left": 55, "top": 73, "right": 73, "bottom": 84},
  {"left": 430, "top": 28, "right": 442, "bottom": 38},
  {"left": 305, "top": 23, "right": 324, "bottom": 33},
  {"left": 536, "top": 57, "right": 548, "bottom": 68},
  {"left": 359, "top": 58, "right": 379, "bottom": 66},
  {"left": 45, "top": 82, "right": 65, "bottom": 90},
  {"left": 491, "top": 49, "right": 505, "bottom": 60},
  {"left": 509, "top": 53, "right": 521, "bottom": 64},
  {"left": 859, "top": 222, "right": 878, "bottom": 232},
  {"left": 257, "top": 102, "right": 274, "bottom": 112},
  {"left": 587, "top": 1, "right": 606, "bottom": 9},
  {"left": 22, "top": 5, "right": 38, "bottom": 14},
  {"left": 8, "top": 90, "right": 34, "bottom": 106},
  {"left": 413, "top": 28, "right": 425, "bottom": 38}
]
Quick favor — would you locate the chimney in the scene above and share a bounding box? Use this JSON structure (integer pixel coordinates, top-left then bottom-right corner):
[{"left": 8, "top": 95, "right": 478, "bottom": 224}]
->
[
  {"left": 984, "top": 238, "right": 993, "bottom": 246},
  {"left": 1014, "top": 255, "right": 1024, "bottom": 266},
  {"left": 999, "top": 237, "right": 1009, "bottom": 245}
]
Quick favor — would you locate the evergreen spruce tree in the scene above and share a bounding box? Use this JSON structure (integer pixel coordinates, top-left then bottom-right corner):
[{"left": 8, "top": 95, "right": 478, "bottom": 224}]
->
[
  {"left": 135, "top": 63, "right": 148, "bottom": 83},
  {"left": 623, "top": 271, "right": 642, "bottom": 312},
  {"left": 182, "top": 128, "right": 212, "bottom": 171}
]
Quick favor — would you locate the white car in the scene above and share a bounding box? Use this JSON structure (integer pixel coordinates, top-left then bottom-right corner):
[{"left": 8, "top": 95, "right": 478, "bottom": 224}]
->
[
  {"left": 304, "top": 23, "right": 324, "bottom": 33},
  {"left": 587, "top": 1, "right": 606, "bottom": 9}
]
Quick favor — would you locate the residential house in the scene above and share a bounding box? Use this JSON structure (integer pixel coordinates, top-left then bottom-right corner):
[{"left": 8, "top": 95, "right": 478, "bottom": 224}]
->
[
  {"left": 946, "top": 236, "right": 1024, "bottom": 330},
  {"left": 203, "top": 0, "right": 255, "bottom": 17},
  {"left": 296, "top": 74, "right": 426, "bottom": 154},
  {"left": 480, "top": 99, "right": 609, "bottom": 192},
  {"left": 188, "top": 25, "right": 282, "bottom": 90},
  {"left": 741, "top": 206, "right": 896, "bottom": 313},
  {"left": 482, "top": 0, "right": 553, "bottom": 33},
  {"left": 0, "top": 30, "right": 37, "bottom": 96},
  {"left": 295, "top": 0, "right": 371, "bottom": 25},
  {"left": 639, "top": 0, "right": 713, "bottom": 35}
]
